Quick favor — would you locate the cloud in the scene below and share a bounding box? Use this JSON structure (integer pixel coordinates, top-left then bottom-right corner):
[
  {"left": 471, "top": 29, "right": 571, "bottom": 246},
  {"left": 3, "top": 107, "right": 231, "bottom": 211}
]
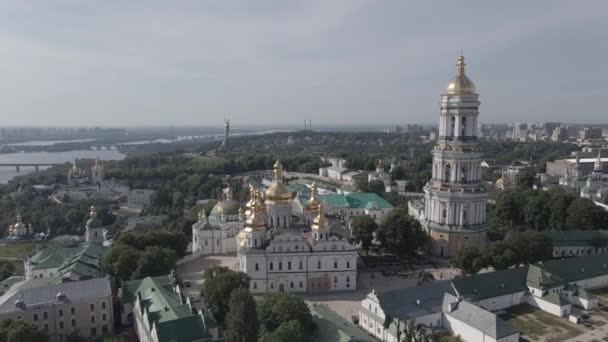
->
[{"left": 0, "top": 1, "right": 606, "bottom": 126}]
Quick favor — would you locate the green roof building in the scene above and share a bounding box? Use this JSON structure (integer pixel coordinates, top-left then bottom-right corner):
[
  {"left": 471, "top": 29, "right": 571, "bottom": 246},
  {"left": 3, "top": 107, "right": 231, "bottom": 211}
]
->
[
  {"left": 297, "top": 192, "right": 393, "bottom": 225},
  {"left": 122, "top": 274, "right": 217, "bottom": 342},
  {"left": 24, "top": 242, "right": 108, "bottom": 281}
]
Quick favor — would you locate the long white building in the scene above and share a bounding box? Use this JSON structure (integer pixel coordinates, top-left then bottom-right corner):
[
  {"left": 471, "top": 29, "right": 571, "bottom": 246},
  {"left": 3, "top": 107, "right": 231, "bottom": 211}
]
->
[{"left": 361, "top": 253, "right": 608, "bottom": 342}]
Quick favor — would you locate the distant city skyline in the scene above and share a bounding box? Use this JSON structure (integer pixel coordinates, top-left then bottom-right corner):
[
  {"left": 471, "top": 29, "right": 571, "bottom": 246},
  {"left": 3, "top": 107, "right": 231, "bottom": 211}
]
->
[{"left": 0, "top": 1, "right": 606, "bottom": 126}]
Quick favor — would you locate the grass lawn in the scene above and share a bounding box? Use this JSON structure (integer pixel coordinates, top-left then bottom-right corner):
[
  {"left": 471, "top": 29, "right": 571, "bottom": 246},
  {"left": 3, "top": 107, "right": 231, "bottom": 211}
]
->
[
  {"left": 0, "top": 241, "right": 47, "bottom": 259},
  {"left": 500, "top": 305, "right": 583, "bottom": 342},
  {"left": 0, "top": 241, "right": 47, "bottom": 275}
]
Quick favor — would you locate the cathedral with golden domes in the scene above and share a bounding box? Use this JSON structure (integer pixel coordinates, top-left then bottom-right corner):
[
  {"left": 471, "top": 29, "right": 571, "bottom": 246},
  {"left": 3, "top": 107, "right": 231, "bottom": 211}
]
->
[
  {"left": 409, "top": 55, "right": 487, "bottom": 257},
  {"left": 226, "top": 160, "right": 358, "bottom": 294}
]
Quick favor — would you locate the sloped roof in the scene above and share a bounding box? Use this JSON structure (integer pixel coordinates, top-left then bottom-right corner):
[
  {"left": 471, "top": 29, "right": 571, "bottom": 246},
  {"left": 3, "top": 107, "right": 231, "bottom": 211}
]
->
[
  {"left": 452, "top": 267, "right": 529, "bottom": 301},
  {"left": 547, "top": 230, "right": 608, "bottom": 247},
  {"left": 29, "top": 242, "right": 108, "bottom": 279},
  {"left": 526, "top": 254, "right": 608, "bottom": 289},
  {"left": 373, "top": 281, "right": 453, "bottom": 321},
  {"left": 0, "top": 277, "right": 111, "bottom": 314},
  {"left": 301, "top": 193, "right": 394, "bottom": 210},
  {"left": 123, "top": 275, "right": 213, "bottom": 342},
  {"left": 443, "top": 294, "right": 518, "bottom": 339}
]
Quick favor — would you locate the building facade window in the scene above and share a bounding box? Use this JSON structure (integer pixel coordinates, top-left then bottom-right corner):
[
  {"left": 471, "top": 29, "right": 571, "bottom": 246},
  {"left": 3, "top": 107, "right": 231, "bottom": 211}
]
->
[
  {"left": 101, "top": 302, "right": 106, "bottom": 310},
  {"left": 71, "top": 319, "right": 76, "bottom": 326},
  {"left": 255, "top": 263, "right": 259, "bottom": 271},
  {"left": 33, "top": 313, "right": 38, "bottom": 321},
  {"left": 90, "top": 304, "right": 95, "bottom": 312},
  {"left": 58, "top": 309, "right": 63, "bottom": 317},
  {"left": 288, "top": 262, "right": 292, "bottom": 270},
  {"left": 43, "top": 312, "right": 48, "bottom": 320},
  {"left": 59, "top": 321, "right": 64, "bottom": 329},
  {"left": 71, "top": 307, "right": 76, "bottom": 315}
]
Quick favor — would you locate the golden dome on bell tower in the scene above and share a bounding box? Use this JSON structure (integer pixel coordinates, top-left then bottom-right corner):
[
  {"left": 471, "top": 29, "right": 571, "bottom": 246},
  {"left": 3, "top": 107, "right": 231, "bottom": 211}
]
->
[{"left": 445, "top": 54, "right": 476, "bottom": 95}]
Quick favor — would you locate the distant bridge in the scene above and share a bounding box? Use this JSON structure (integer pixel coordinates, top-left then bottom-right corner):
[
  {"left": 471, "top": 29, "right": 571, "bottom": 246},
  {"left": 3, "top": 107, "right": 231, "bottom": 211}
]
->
[{"left": 0, "top": 163, "right": 65, "bottom": 172}]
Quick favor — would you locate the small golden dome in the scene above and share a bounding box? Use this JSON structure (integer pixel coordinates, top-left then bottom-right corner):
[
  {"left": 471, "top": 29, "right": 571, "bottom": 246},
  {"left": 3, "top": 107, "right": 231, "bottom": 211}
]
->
[
  {"left": 305, "top": 182, "right": 321, "bottom": 213},
  {"left": 265, "top": 160, "right": 292, "bottom": 204},
  {"left": 245, "top": 197, "right": 266, "bottom": 230},
  {"left": 445, "top": 55, "right": 476, "bottom": 95},
  {"left": 13, "top": 214, "right": 26, "bottom": 230},
  {"left": 311, "top": 203, "right": 329, "bottom": 232}
]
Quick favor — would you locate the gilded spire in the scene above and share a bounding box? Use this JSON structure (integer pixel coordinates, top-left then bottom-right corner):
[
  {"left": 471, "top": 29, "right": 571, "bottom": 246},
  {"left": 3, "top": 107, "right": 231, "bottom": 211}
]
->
[
  {"left": 456, "top": 54, "right": 465, "bottom": 76},
  {"left": 198, "top": 208, "right": 207, "bottom": 222},
  {"left": 311, "top": 202, "right": 329, "bottom": 233},
  {"left": 305, "top": 181, "right": 321, "bottom": 214}
]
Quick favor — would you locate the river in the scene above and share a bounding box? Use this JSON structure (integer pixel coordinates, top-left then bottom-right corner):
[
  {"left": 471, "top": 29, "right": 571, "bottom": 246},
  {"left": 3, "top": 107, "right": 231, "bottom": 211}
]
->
[{"left": 0, "top": 149, "right": 125, "bottom": 183}]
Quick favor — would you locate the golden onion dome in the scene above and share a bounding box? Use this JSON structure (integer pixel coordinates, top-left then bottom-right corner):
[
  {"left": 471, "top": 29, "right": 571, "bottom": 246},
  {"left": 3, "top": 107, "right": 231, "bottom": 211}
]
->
[
  {"left": 265, "top": 160, "right": 293, "bottom": 204},
  {"left": 245, "top": 198, "right": 266, "bottom": 231},
  {"left": 445, "top": 54, "right": 476, "bottom": 95},
  {"left": 305, "top": 182, "right": 321, "bottom": 213},
  {"left": 311, "top": 203, "right": 329, "bottom": 232},
  {"left": 13, "top": 214, "right": 26, "bottom": 230},
  {"left": 244, "top": 186, "right": 256, "bottom": 217}
]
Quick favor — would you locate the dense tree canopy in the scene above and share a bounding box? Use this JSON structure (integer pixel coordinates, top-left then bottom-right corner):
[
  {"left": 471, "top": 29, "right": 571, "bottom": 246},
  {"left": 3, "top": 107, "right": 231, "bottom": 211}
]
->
[
  {"left": 351, "top": 216, "right": 378, "bottom": 252},
  {"left": 201, "top": 266, "right": 250, "bottom": 325},
  {"left": 101, "top": 230, "right": 184, "bottom": 281},
  {"left": 225, "top": 287, "right": 258, "bottom": 342},
  {"left": 490, "top": 188, "right": 608, "bottom": 232},
  {"left": 0, "top": 319, "right": 48, "bottom": 342},
  {"left": 376, "top": 207, "right": 428, "bottom": 257},
  {"left": 452, "top": 231, "right": 553, "bottom": 274},
  {"left": 0, "top": 260, "right": 16, "bottom": 281},
  {"left": 257, "top": 292, "right": 314, "bottom": 340}
]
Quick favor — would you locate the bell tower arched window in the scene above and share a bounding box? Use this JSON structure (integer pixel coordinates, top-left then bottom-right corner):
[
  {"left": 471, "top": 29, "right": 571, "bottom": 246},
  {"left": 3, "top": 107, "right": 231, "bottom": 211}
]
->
[
  {"left": 461, "top": 117, "right": 467, "bottom": 137},
  {"left": 444, "top": 164, "right": 452, "bottom": 182}
]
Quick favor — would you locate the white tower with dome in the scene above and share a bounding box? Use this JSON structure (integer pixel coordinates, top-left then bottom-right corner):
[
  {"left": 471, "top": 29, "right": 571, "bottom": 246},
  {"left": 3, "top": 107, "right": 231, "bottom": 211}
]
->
[{"left": 420, "top": 55, "right": 487, "bottom": 257}]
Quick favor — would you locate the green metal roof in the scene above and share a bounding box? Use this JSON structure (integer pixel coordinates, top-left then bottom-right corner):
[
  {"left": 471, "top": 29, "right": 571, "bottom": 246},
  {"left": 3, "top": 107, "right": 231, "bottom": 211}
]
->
[
  {"left": 30, "top": 242, "right": 107, "bottom": 279},
  {"left": 123, "top": 275, "right": 213, "bottom": 342},
  {"left": 345, "top": 193, "right": 393, "bottom": 209},
  {"left": 311, "top": 305, "right": 374, "bottom": 342},
  {"left": 526, "top": 254, "right": 608, "bottom": 289},
  {"left": 300, "top": 192, "right": 394, "bottom": 210},
  {"left": 452, "top": 267, "right": 529, "bottom": 301},
  {"left": 547, "top": 230, "right": 608, "bottom": 247}
]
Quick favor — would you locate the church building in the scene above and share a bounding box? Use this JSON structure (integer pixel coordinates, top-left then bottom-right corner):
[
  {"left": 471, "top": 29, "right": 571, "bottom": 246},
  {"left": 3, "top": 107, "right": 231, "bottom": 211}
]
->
[{"left": 237, "top": 160, "right": 358, "bottom": 294}]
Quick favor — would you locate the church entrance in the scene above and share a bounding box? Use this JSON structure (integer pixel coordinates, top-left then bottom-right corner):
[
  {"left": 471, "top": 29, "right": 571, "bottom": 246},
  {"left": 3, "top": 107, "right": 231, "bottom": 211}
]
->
[{"left": 279, "top": 284, "right": 285, "bottom": 292}]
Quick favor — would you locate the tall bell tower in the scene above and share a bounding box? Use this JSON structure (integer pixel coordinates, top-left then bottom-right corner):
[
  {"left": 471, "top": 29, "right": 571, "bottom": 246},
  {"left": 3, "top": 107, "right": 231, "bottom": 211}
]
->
[{"left": 422, "top": 55, "right": 487, "bottom": 257}]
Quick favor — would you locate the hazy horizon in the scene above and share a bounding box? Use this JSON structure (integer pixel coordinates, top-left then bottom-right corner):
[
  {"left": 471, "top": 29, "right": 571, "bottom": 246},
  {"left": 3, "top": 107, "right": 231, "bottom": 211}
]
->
[{"left": 0, "top": 1, "right": 606, "bottom": 126}]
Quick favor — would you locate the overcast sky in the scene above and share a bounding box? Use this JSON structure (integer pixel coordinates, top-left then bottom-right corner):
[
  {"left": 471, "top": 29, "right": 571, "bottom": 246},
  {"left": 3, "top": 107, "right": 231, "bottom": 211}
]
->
[{"left": 0, "top": 1, "right": 606, "bottom": 127}]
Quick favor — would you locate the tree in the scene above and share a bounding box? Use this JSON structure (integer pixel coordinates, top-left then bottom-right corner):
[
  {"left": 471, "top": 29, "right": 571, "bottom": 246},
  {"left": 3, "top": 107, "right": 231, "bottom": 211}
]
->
[
  {"left": 523, "top": 191, "right": 550, "bottom": 230},
  {"left": 132, "top": 246, "right": 177, "bottom": 280},
  {"left": 101, "top": 244, "right": 142, "bottom": 281},
  {"left": 0, "top": 260, "right": 16, "bottom": 281},
  {"left": 480, "top": 241, "right": 516, "bottom": 270},
  {"left": 490, "top": 191, "right": 525, "bottom": 229},
  {"left": 201, "top": 266, "right": 250, "bottom": 324},
  {"left": 376, "top": 207, "right": 428, "bottom": 257},
  {"left": 548, "top": 188, "right": 576, "bottom": 230},
  {"left": 351, "top": 216, "right": 377, "bottom": 252},
  {"left": 225, "top": 288, "right": 258, "bottom": 342},
  {"left": 566, "top": 198, "right": 608, "bottom": 230},
  {"left": 451, "top": 246, "right": 484, "bottom": 275},
  {"left": 366, "top": 180, "right": 386, "bottom": 197},
  {"left": 260, "top": 320, "right": 311, "bottom": 342},
  {"left": 0, "top": 319, "right": 48, "bottom": 342},
  {"left": 257, "top": 293, "right": 314, "bottom": 338},
  {"left": 506, "top": 231, "right": 552, "bottom": 264}
]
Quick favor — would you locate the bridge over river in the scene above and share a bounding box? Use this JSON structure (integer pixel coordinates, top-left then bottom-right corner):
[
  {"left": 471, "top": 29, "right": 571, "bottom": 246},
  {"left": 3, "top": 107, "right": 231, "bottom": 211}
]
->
[{"left": 0, "top": 162, "right": 65, "bottom": 172}]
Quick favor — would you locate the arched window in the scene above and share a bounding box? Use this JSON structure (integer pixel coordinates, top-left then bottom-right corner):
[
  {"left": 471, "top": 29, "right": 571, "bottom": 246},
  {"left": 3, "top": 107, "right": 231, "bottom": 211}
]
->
[
  {"left": 444, "top": 164, "right": 452, "bottom": 182},
  {"left": 461, "top": 117, "right": 467, "bottom": 136},
  {"left": 450, "top": 116, "right": 455, "bottom": 136},
  {"left": 461, "top": 166, "right": 467, "bottom": 183},
  {"left": 284, "top": 216, "right": 287, "bottom": 227},
  {"left": 255, "top": 263, "right": 259, "bottom": 271},
  {"left": 463, "top": 211, "right": 468, "bottom": 225}
]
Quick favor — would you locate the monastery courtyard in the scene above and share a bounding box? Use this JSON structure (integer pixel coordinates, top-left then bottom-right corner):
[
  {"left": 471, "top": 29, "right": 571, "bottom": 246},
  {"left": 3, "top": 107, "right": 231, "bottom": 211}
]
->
[{"left": 176, "top": 252, "right": 459, "bottom": 323}]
